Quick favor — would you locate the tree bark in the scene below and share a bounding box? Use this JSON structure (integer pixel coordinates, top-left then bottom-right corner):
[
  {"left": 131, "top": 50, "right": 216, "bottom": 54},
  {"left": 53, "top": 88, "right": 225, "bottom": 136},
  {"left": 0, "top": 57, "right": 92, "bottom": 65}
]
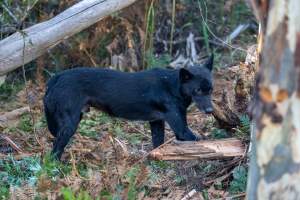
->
[
  {"left": 247, "top": 0, "right": 300, "bottom": 199},
  {"left": 0, "top": 0, "right": 138, "bottom": 76}
]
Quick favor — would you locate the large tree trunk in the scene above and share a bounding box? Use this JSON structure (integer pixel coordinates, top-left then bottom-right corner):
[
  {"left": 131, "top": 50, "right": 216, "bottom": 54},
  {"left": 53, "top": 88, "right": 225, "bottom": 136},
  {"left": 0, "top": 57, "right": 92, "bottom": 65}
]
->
[
  {"left": 247, "top": 0, "right": 300, "bottom": 199},
  {"left": 0, "top": 0, "right": 138, "bottom": 76}
]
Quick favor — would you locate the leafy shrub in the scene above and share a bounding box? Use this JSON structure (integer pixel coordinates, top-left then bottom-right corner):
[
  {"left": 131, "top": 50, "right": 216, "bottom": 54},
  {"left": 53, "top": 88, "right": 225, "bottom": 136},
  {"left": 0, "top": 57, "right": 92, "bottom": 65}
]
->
[
  {"left": 211, "top": 128, "right": 228, "bottom": 139},
  {"left": 229, "top": 166, "right": 247, "bottom": 194},
  {"left": 61, "top": 187, "right": 96, "bottom": 200}
]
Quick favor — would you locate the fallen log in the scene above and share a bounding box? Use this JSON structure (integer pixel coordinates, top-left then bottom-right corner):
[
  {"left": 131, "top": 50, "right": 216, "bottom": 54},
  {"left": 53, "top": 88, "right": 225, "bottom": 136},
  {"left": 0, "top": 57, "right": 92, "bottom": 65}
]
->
[
  {"left": 149, "top": 138, "right": 245, "bottom": 161},
  {"left": 0, "top": 0, "right": 138, "bottom": 76},
  {"left": 0, "top": 106, "right": 30, "bottom": 127}
]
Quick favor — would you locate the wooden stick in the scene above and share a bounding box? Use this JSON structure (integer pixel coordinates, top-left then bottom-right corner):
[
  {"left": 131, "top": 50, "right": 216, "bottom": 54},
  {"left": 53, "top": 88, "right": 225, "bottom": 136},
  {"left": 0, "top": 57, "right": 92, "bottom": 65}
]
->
[
  {"left": 0, "top": 135, "right": 23, "bottom": 153},
  {"left": 149, "top": 138, "right": 245, "bottom": 161}
]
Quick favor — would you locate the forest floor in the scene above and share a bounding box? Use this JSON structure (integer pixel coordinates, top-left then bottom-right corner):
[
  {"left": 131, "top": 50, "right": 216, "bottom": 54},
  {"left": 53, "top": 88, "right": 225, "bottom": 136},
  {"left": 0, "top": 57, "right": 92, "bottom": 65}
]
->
[
  {"left": 0, "top": 57, "right": 255, "bottom": 199},
  {"left": 0, "top": 0, "right": 257, "bottom": 199}
]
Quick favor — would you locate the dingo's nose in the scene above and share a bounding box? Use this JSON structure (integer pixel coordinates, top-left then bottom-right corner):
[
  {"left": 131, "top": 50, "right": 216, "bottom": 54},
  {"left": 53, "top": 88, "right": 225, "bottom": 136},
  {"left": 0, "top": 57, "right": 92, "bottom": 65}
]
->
[{"left": 205, "top": 107, "right": 213, "bottom": 114}]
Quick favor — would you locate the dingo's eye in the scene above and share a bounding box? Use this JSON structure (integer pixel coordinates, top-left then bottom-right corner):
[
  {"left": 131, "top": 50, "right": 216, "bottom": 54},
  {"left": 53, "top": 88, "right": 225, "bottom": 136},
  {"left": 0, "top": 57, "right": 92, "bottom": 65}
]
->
[{"left": 194, "top": 88, "right": 202, "bottom": 95}]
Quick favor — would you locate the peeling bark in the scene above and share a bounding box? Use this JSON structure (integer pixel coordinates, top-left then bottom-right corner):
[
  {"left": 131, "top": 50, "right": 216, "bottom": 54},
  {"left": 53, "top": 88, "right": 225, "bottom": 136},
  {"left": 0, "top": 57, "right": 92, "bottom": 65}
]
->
[{"left": 247, "top": 0, "right": 300, "bottom": 199}]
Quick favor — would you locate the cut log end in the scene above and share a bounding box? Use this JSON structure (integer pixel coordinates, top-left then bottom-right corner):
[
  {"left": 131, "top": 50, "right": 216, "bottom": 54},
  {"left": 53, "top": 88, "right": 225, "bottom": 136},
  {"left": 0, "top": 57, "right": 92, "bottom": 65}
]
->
[{"left": 149, "top": 138, "right": 245, "bottom": 161}]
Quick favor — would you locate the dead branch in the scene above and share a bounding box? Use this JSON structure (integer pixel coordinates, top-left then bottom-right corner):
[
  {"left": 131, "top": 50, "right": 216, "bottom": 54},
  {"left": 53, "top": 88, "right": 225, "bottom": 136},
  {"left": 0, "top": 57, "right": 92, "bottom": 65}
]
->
[
  {"left": 0, "top": 106, "right": 30, "bottom": 127},
  {"left": 0, "top": 135, "right": 23, "bottom": 153},
  {"left": 149, "top": 138, "right": 245, "bottom": 161},
  {"left": 181, "top": 189, "right": 197, "bottom": 200},
  {"left": 0, "top": 0, "right": 138, "bottom": 76}
]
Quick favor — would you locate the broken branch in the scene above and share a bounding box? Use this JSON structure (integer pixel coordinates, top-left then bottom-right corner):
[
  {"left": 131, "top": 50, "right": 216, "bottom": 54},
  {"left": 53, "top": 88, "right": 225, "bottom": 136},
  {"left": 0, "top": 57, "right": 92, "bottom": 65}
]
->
[{"left": 149, "top": 138, "right": 245, "bottom": 161}]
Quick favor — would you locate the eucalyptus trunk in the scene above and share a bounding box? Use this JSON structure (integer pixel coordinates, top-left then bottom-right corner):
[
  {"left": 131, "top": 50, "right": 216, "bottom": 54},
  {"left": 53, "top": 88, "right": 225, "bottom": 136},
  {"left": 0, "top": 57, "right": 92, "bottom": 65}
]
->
[{"left": 247, "top": 0, "right": 300, "bottom": 199}]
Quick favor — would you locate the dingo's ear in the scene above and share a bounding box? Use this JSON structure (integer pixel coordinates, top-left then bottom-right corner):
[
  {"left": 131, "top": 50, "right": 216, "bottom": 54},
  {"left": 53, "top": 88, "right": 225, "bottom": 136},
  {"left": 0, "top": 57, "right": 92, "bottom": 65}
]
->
[{"left": 179, "top": 68, "right": 193, "bottom": 83}]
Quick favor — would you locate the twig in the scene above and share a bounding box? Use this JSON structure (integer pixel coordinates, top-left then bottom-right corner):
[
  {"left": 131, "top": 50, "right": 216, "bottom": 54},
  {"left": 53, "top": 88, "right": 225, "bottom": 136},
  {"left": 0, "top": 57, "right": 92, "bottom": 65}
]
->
[
  {"left": 0, "top": 153, "right": 34, "bottom": 160},
  {"left": 215, "top": 192, "right": 246, "bottom": 200},
  {"left": 20, "top": 31, "right": 41, "bottom": 147},
  {"left": 155, "top": 28, "right": 225, "bottom": 47},
  {"left": 169, "top": 0, "right": 176, "bottom": 54},
  {"left": 181, "top": 189, "right": 197, "bottom": 200},
  {"left": 127, "top": 123, "right": 151, "bottom": 139},
  {"left": 127, "top": 136, "right": 175, "bottom": 169},
  {"left": 197, "top": 0, "right": 247, "bottom": 52},
  {"left": 225, "top": 24, "right": 250, "bottom": 43},
  {"left": 69, "top": 150, "right": 89, "bottom": 180},
  {"left": 20, "top": 0, "right": 40, "bottom": 23},
  {"left": 70, "top": 150, "right": 81, "bottom": 177},
  {"left": 0, "top": 135, "right": 23, "bottom": 153},
  {"left": 82, "top": 48, "right": 98, "bottom": 66},
  {"left": 109, "top": 135, "right": 122, "bottom": 184},
  {"left": 114, "top": 137, "right": 129, "bottom": 157}
]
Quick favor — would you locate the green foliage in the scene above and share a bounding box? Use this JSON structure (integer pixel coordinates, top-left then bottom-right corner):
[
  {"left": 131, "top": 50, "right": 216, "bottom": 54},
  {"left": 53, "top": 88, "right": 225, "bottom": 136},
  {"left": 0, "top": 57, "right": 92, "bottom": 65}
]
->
[
  {"left": 61, "top": 187, "right": 98, "bottom": 200},
  {"left": 211, "top": 128, "right": 228, "bottom": 139},
  {"left": 99, "top": 189, "right": 113, "bottom": 200},
  {"left": 202, "top": 189, "right": 209, "bottom": 200},
  {"left": 0, "top": 82, "right": 23, "bottom": 101},
  {"left": 78, "top": 112, "right": 111, "bottom": 138},
  {"left": 37, "top": 153, "right": 71, "bottom": 179},
  {"left": 96, "top": 33, "right": 114, "bottom": 61},
  {"left": 0, "top": 155, "right": 40, "bottom": 186},
  {"left": 202, "top": 163, "right": 214, "bottom": 174},
  {"left": 234, "top": 114, "right": 251, "bottom": 139},
  {"left": 145, "top": 52, "right": 172, "bottom": 69},
  {"left": 0, "top": 184, "right": 10, "bottom": 200},
  {"left": 18, "top": 114, "right": 33, "bottom": 132},
  {"left": 0, "top": 153, "right": 70, "bottom": 187},
  {"left": 0, "top": 153, "right": 73, "bottom": 199},
  {"left": 97, "top": 166, "right": 145, "bottom": 200},
  {"left": 174, "top": 175, "right": 185, "bottom": 185},
  {"left": 149, "top": 160, "right": 169, "bottom": 171},
  {"left": 34, "top": 115, "right": 48, "bottom": 129},
  {"left": 229, "top": 166, "right": 247, "bottom": 194},
  {"left": 112, "top": 125, "right": 143, "bottom": 145},
  {"left": 214, "top": 181, "right": 223, "bottom": 190},
  {"left": 125, "top": 167, "right": 139, "bottom": 200}
]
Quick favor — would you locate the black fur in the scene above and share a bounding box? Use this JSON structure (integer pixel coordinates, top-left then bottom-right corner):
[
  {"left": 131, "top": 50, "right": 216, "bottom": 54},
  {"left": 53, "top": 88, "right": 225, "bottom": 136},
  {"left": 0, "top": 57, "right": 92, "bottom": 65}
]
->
[{"left": 44, "top": 55, "right": 214, "bottom": 159}]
